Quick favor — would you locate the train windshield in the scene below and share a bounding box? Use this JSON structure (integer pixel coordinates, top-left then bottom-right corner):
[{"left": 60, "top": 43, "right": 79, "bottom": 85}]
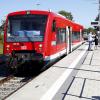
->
[{"left": 7, "top": 14, "right": 48, "bottom": 42}]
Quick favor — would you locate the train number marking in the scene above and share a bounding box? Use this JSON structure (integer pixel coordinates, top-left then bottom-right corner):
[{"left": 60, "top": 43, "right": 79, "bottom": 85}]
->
[{"left": 21, "top": 46, "right": 27, "bottom": 50}]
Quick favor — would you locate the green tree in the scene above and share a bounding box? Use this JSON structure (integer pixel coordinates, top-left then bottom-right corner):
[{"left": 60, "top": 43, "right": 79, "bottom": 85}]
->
[
  {"left": 0, "top": 19, "right": 5, "bottom": 34},
  {"left": 0, "top": 19, "right": 5, "bottom": 44},
  {"left": 58, "top": 10, "right": 73, "bottom": 20},
  {"left": 84, "top": 27, "right": 96, "bottom": 34}
]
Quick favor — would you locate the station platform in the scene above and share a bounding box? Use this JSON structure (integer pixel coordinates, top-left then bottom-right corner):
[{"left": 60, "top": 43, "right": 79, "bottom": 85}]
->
[
  {"left": 6, "top": 42, "right": 100, "bottom": 100},
  {"left": 63, "top": 45, "right": 100, "bottom": 100}
]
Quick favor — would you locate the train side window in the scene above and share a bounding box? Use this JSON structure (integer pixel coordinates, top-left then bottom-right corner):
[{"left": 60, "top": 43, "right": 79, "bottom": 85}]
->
[
  {"left": 57, "top": 28, "right": 66, "bottom": 44},
  {"left": 52, "top": 20, "right": 56, "bottom": 32},
  {"left": 72, "top": 32, "right": 80, "bottom": 41}
]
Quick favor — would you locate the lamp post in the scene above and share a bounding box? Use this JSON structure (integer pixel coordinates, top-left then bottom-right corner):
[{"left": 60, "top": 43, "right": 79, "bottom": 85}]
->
[
  {"left": 36, "top": 3, "right": 40, "bottom": 6},
  {"left": 36, "top": 3, "right": 40, "bottom": 9}
]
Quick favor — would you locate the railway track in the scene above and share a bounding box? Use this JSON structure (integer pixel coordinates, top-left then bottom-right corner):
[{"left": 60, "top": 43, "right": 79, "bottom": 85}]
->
[
  {"left": 0, "top": 74, "right": 33, "bottom": 100},
  {"left": 0, "top": 62, "right": 36, "bottom": 100}
]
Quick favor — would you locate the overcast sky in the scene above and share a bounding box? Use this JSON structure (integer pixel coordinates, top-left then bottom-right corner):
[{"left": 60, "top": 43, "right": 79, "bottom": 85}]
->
[{"left": 0, "top": 0, "right": 98, "bottom": 28}]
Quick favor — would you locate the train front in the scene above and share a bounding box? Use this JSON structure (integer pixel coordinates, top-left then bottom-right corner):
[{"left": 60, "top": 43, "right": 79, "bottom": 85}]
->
[{"left": 4, "top": 11, "right": 48, "bottom": 69}]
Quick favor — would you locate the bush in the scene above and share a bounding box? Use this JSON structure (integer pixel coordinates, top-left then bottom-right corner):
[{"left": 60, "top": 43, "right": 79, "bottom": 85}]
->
[{"left": 0, "top": 34, "right": 4, "bottom": 44}]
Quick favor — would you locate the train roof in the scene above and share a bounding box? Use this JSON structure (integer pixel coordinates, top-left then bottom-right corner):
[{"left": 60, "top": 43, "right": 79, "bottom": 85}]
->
[
  {"left": 8, "top": 10, "right": 50, "bottom": 16},
  {"left": 7, "top": 10, "right": 84, "bottom": 29},
  {"left": 8, "top": 10, "right": 71, "bottom": 20}
]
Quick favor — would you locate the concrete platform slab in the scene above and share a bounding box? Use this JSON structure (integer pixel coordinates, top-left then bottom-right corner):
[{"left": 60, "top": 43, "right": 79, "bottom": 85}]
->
[
  {"left": 64, "top": 78, "right": 100, "bottom": 100},
  {"left": 64, "top": 45, "right": 100, "bottom": 100},
  {"left": 83, "top": 80, "right": 100, "bottom": 99},
  {"left": 91, "top": 59, "right": 100, "bottom": 66},
  {"left": 79, "top": 65, "right": 100, "bottom": 72},
  {"left": 76, "top": 69, "right": 100, "bottom": 80},
  {"left": 67, "top": 78, "right": 84, "bottom": 96}
]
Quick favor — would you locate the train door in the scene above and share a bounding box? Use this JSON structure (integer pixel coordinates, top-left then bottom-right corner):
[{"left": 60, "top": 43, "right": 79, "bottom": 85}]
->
[
  {"left": 80, "top": 29, "right": 82, "bottom": 41},
  {"left": 66, "top": 26, "right": 72, "bottom": 54},
  {"left": 50, "top": 20, "right": 57, "bottom": 55}
]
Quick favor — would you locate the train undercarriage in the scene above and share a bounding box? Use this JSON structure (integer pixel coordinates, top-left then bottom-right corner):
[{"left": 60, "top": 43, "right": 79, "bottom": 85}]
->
[{"left": 0, "top": 51, "right": 45, "bottom": 73}]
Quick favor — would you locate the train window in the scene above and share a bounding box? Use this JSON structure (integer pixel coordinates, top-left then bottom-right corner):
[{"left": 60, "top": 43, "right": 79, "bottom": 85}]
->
[
  {"left": 72, "top": 32, "right": 80, "bottom": 41},
  {"left": 56, "top": 28, "right": 66, "bottom": 44},
  {"left": 7, "top": 20, "right": 10, "bottom": 37},
  {"left": 6, "top": 15, "right": 48, "bottom": 42},
  {"left": 52, "top": 20, "right": 56, "bottom": 32}
]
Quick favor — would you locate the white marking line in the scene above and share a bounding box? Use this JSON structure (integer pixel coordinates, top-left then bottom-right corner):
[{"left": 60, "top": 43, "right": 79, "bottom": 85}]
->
[{"left": 40, "top": 46, "right": 88, "bottom": 100}]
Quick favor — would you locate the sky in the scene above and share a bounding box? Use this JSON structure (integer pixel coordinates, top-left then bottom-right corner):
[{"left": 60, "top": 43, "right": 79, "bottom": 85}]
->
[{"left": 0, "top": 0, "right": 99, "bottom": 28}]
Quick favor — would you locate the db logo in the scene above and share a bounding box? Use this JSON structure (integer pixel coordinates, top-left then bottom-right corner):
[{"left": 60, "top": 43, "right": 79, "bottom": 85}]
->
[{"left": 21, "top": 46, "right": 27, "bottom": 50}]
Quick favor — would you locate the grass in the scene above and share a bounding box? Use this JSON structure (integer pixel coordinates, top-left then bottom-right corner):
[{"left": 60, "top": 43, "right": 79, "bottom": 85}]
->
[
  {"left": 0, "top": 34, "right": 3, "bottom": 54},
  {"left": 0, "top": 49, "right": 3, "bottom": 54},
  {"left": 0, "top": 42, "right": 3, "bottom": 54},
  {"left": 0, "top": 47, "right": 3, "bottom": 54}
]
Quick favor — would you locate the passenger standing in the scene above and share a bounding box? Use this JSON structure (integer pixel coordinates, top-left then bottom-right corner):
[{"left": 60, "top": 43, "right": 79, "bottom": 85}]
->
[
  {"left": 94, "top": 34, "right": 98, "bottom": 50},
  {"left": 88, "top": 32, "right": 93, "bottom": 51}
]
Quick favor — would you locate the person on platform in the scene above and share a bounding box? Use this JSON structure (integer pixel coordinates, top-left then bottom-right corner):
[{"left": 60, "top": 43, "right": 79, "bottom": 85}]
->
[
  {"left": 94, "top": 34, "right": 98, "bottom": 50},
  {"left": 88, "top": 32, "right": 93, "bottom": 51}
]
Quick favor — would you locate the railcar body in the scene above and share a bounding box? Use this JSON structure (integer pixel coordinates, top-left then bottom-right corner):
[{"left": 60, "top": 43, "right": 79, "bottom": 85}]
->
[
  {"left": 72, "top": 23, "right": 83, "bottom": 45},
  {"left": 3, "top": 10, "right": 84, "bottom": 69}
]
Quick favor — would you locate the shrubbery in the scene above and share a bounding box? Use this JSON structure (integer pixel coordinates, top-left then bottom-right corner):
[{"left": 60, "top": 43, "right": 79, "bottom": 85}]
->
[{"left": 0, "top": 34, "right": 4, "bottom": 44}]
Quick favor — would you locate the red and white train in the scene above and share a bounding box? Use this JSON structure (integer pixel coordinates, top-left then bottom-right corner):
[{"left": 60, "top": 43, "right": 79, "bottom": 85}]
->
[{"left": 3, "top": 10, "right": 84, "bottom": 69}]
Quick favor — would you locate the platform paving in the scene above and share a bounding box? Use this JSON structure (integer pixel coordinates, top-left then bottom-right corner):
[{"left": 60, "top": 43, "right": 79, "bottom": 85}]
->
[{"left": 64, "top": 45, "right": 100, "bottom": 100}]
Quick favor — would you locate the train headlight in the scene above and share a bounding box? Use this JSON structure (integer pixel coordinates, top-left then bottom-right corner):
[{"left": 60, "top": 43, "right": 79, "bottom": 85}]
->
[
  {"left": 6, "top": 48, "right": 9, "bottom": 51},
  {"left": 6, "top": 45, "right": 10, "bottom": 48},
  {"left": 26, "top": 11, "right": 30, "bottom": 14},
  {"left": 39, "top": 44, "right": 42, "bottom": 48},
  {"left": 39, "top": 44, "right": 42, "bottom": 51},
  {"left": 6, "top": 45, "right": 10, "bottom": 50}
]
